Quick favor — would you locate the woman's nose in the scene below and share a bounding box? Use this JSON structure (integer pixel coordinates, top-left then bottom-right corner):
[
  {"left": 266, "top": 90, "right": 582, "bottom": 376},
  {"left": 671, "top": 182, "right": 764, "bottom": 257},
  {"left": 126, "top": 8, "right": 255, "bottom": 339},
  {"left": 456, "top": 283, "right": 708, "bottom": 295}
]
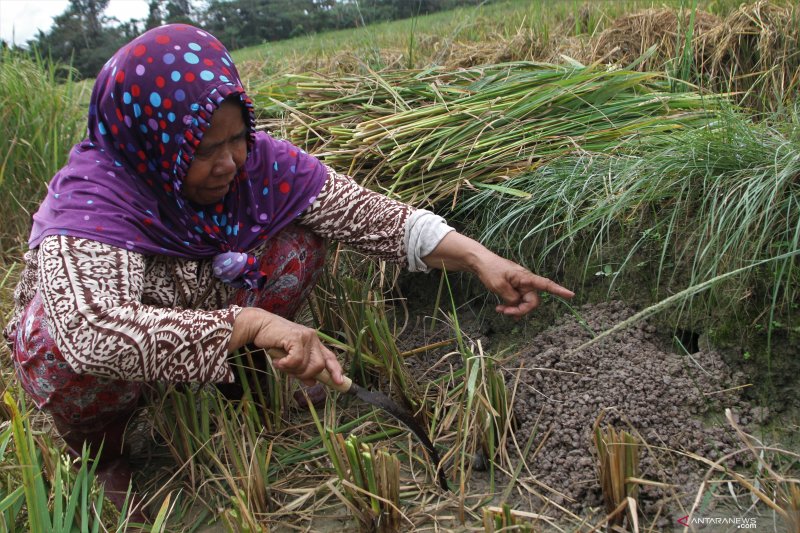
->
[{"left": 213, "top": 147, "right": 237, "bottom": 175}]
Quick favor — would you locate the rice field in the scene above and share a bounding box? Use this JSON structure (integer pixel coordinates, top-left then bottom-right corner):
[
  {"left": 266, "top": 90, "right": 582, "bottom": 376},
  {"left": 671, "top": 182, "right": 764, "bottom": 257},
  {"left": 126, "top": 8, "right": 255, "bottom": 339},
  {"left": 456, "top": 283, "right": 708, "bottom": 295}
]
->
[{"left": 1, "top": 0, "right": 799, "bottom": 531}]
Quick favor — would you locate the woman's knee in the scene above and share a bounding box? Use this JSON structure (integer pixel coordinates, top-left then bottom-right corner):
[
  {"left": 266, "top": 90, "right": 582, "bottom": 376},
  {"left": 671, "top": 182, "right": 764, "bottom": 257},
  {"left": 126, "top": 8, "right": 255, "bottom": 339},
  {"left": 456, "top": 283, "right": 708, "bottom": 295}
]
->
[
  {"left": 11, "top": 292, "right": 141, "bottom": 429},
  {"left": 230, "top": 224, "right": 326, "bottom": 318}
]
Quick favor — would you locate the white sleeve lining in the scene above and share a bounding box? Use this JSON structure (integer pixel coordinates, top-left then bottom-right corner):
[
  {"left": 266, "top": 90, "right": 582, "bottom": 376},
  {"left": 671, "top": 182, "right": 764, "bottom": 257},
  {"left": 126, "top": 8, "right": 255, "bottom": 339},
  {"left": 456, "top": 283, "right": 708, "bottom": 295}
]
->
[{"left": 404, "top": 209, "right": 455, "bottom": 273}]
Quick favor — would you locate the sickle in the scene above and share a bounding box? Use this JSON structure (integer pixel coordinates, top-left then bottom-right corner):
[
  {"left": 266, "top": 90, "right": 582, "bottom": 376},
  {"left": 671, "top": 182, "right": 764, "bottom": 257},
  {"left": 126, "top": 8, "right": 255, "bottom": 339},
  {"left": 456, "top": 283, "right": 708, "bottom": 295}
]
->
[{"left": 268, "top": 348, "right": 448, "bottom": 491}]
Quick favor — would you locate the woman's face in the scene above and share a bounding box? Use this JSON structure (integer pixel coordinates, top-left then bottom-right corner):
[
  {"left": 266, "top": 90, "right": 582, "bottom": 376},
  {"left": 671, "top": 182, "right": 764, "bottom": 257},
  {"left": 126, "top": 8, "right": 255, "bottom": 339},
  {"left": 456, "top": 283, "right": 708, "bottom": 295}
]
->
[{"left": 183, "top": 99, "right": 248, "bottom": 205}]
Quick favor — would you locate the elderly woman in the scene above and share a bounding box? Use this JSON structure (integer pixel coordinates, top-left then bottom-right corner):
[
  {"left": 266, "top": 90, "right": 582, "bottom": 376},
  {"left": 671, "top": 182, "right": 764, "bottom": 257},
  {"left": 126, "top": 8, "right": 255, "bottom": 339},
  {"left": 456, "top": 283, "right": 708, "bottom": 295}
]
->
[{"left": 3, "top": 24, "right": 573, "bottom": 520}]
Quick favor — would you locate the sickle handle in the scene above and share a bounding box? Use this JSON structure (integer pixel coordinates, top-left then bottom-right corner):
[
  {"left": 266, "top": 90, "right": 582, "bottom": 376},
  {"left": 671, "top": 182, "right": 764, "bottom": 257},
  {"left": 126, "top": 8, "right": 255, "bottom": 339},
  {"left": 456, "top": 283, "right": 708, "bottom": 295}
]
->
[{"left": 267, "top": 348, "right": 352, "bottom": 394}]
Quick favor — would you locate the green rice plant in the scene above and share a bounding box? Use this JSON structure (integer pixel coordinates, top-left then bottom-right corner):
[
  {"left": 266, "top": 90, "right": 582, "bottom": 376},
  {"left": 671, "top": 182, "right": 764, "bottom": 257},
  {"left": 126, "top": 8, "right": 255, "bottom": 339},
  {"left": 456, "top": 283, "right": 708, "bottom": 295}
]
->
[
  {"left": 1, "top": 390, "right": 137, "bottom": 531},
  {"left": 668, "top": 0, "right": 700, "bottom": 91},
  {"left": 461, "top": 106, "right": 799, "bottom": 337},
  {"left": 311, "top": 252, "right": 418, "bottom": 405},
  {"left": 149, "top": 379, "right": 276, "bottom": 525},
  {"left": 320, "top": 432, "right": 401, "bottom": 532},
  {"left": 418, "top": 277, "right": 515, "bottom": 517},
  {"left": 147, "top": 358, "right": 413, "bottom": 529},
  {"left": 447, "top": 332, "right": 509, "bottom": 503},
  {"left": 277, "top": 62, "right": 717, "bottom": 208},
  {"left": 593, "top": 417, "right": 641, "bottom": 529},
  {"left": 0, "top": 51, "right": 85, "bottom": 256},
  {"left": 482, "top": 503, "right": 537, "bottom": 532}
]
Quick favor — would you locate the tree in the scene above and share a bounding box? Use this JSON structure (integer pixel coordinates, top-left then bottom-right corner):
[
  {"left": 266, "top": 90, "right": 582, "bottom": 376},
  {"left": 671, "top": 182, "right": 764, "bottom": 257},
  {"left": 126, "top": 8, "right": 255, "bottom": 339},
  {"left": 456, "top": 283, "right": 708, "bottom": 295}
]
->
[
  {"left": 26, "top": 0, "right": 129, "bottom": 78},
  {"left": 145, "top": 0, "right": 164, "bottom": 29},
  {"left": 164, "top": 0, "right": 194, "bottom": 24}
]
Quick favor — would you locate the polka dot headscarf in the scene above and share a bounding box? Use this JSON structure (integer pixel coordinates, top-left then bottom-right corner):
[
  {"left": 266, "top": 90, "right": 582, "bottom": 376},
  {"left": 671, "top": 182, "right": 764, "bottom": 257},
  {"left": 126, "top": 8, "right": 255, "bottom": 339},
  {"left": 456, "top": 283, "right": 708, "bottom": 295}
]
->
[{"left": 30, "top": 24, "right": 327, "bottom": 290}]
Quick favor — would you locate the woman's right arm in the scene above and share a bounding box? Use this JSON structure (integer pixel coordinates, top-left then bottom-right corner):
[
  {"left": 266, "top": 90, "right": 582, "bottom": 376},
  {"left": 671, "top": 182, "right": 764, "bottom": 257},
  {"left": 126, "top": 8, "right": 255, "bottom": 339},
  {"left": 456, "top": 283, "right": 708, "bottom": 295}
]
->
[
  {"left": 39, "top": 235, "right": 343, "bottom": 385},
  {"left": 229, "top": 308, "right": 344, "bottom": 386},
  {"left": 38, "top": 236, "right": 239, "bottom": 383}
]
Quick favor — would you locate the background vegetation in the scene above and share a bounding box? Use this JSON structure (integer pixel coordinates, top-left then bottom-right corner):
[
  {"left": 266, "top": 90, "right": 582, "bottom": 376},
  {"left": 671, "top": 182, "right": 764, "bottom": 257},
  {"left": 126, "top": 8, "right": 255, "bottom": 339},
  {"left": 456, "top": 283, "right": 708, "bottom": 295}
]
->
[
  {"left": 3, "top": 0, "right": 484, "bottom": 79},
  {"left": 1, "top": 0, "right": 798, "bottom": 530}
]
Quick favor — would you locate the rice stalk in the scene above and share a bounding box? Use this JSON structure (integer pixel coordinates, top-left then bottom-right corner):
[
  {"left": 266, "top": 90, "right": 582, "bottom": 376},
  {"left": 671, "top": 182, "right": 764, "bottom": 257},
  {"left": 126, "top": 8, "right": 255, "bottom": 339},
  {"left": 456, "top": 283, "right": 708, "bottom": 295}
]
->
[
  {"left": 423, "top": 276, "right": 516, "bottom": 518},
  {"left": 311, "top": 253, "right": 419, "bottom": 405},
  {"left": 462, "top": 107, "right": 799, "bottom": 335},
  {"left": 482, "top": 503, "right": 537, "bottom": 532},
  {"left": 2, "top": 390, "right": 127, "bottom": 530},
  {"left": 591, "top": 1, "right": 799, "bottom": 111},
  {"left": 780, "top": 483, "right": 800, "bottom": 532},
  {"left": 593, "top": 415, "right": 641, "bottom": 529},
  {"left": 321, "top": 432, "right": 401, "bottom": 531},
  {"left": 277, "top": 62, "right": 717, "bottom": 208}
]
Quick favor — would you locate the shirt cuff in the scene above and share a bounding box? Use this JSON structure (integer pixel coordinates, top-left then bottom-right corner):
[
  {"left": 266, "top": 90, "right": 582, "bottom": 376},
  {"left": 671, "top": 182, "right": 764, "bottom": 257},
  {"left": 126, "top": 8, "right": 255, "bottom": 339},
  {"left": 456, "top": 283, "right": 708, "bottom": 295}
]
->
[{"left": 404, "top": 209, "right": 455, "bottom": 273}]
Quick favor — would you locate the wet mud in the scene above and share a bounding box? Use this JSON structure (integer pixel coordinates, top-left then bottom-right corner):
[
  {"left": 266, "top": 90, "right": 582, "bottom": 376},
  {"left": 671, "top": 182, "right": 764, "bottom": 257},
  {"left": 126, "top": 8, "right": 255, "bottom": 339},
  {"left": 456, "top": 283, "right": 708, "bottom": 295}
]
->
[{"left": 402, "top": 300, "right": 763, "bottom": 526}]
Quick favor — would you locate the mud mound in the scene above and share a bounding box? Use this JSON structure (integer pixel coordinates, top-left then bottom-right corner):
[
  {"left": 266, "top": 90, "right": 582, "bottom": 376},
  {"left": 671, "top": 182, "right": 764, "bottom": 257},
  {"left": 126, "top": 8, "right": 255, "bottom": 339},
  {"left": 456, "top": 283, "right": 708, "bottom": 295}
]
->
[{"left": 509, "top": 301, "right": 758, "bottom": 523}]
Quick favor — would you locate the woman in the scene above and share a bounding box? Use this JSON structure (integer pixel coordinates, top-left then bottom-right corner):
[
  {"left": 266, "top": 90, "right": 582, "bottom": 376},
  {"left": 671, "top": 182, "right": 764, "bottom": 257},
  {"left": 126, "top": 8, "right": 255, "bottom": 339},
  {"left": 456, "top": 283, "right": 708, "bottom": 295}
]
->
[{"left": 3, "top": 24, "right": 573, "bottom": 520}]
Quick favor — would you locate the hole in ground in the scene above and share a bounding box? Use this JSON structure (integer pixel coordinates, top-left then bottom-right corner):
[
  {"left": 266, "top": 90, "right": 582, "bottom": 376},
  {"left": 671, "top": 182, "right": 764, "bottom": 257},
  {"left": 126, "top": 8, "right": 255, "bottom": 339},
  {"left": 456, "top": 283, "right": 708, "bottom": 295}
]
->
[{"left": 675, "top": 328, "right": 700, "bottom": 354}]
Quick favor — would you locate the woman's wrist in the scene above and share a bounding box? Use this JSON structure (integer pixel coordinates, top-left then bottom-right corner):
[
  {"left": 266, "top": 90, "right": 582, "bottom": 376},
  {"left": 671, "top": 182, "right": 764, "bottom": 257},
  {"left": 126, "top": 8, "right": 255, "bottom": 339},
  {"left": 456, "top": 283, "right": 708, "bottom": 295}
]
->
[
  {"left": 421, "top": 231, "right": 491, "bottom": 274},
  {"left": 228, "top": 307, "right": 270, "bottom": 353}
]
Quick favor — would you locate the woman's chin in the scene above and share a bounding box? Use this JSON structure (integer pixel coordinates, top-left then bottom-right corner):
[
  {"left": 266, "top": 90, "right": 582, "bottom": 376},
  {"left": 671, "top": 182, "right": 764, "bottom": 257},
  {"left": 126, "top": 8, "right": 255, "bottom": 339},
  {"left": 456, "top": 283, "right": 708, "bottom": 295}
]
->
[{"left": 188, "top": 186, "right": 229, "bottom": 205}]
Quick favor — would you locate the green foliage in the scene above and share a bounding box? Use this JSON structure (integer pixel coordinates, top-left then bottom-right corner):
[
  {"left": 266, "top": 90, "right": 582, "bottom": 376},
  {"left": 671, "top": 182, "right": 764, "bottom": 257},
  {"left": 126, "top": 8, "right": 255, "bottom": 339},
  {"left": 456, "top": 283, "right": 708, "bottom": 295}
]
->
[
  {"left": 1, "top": 390, "right": 132, "bottom": 531},
  {"left": 0, "top": 51, "right": 85, "bottom": 257},
  {"left": 461, "top": 106, "right": 800, "bottom": 329},
  {"left": 24, "top": 0, "right": 136, "bottom": 79},
  {"left": 318, "top": 431, "right": 401, "bottom": 531}
]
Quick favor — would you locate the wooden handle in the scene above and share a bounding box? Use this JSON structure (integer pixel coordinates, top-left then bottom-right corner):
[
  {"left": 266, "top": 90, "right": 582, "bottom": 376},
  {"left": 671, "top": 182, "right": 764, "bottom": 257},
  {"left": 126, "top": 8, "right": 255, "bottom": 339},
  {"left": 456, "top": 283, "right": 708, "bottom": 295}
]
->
[{"left": 267, "top": 348, "right": 352, "bottom": 394}]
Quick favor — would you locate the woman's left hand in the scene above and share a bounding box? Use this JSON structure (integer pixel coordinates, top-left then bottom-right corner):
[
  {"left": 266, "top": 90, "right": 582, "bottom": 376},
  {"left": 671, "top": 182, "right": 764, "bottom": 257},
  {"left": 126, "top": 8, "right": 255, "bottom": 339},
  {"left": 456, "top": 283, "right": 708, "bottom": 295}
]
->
[
  {"left": 474, "top": 255, "right": 574, "bottom": 318},
  {"left": 421, "top": 231, "right": 574, "bottom": 318}
]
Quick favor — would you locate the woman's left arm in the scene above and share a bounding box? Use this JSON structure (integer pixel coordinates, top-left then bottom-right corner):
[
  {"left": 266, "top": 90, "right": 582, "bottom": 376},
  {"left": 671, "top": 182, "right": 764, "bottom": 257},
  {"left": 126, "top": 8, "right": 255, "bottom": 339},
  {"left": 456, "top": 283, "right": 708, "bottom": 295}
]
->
[{"left": 421, "top": 231, "right": 574, "bottom": 318}]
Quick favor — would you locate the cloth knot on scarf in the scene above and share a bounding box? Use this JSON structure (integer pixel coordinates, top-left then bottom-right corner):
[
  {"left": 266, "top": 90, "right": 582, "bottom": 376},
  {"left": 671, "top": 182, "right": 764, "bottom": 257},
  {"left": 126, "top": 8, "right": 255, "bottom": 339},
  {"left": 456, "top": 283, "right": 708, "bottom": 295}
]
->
[{"left": 213, "top": 252, "right": 265, "bottom": 290}]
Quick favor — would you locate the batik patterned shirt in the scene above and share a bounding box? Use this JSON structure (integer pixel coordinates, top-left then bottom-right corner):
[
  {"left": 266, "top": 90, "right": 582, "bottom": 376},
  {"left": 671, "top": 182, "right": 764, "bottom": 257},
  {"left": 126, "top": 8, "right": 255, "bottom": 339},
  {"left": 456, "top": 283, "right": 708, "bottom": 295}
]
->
[{"left": 4, "top": 168, "right": 428, "bottom": 383}]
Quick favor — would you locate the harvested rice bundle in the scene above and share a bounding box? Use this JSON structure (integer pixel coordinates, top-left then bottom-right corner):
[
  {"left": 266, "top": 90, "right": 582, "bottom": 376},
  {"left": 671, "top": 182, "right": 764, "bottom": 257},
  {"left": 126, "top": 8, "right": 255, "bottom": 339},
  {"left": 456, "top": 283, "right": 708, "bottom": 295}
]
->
[
  {"left": 592, "top": 8, "right": 721, "bottom": 72},
  {"left": 281, "top": 62, "right": 717, "bottom": 207},
  {"left": 704, "top": 0, "right": 799, "bottom": 109}
]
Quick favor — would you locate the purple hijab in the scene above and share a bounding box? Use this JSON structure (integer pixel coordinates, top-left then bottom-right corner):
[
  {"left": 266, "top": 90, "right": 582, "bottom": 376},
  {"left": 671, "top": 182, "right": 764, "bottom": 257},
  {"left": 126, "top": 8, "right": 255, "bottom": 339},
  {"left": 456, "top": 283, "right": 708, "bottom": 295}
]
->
[{"left": 30, "top": 24, "right": 326, "bottom": 290}]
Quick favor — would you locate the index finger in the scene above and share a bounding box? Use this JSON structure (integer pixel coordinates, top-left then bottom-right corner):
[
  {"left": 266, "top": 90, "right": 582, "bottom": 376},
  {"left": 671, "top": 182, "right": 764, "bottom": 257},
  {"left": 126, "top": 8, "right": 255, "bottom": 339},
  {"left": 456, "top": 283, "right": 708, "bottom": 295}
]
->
[
  {"left": 322, "top": 346, "right": 344, "bottom": 385},
  {"left": 519, "top": 273, "right": 575, "bottom": 299}
]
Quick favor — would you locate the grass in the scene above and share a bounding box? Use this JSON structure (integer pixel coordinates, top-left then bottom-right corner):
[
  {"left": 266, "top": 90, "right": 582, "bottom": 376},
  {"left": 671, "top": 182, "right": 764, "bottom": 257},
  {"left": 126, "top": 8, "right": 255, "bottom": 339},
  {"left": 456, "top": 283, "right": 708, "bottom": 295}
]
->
[
  {"left": 1, "top": 390, "right": 134, "bottom": 531},
  {"left": 460, "top": 105, "right": 800, "bottom": 346},
  {"left": 230, "top": 0, "right": 746, "bottom": 74},
  {"left": 0, "top": 51, "right": 86, "bottom": 257}
]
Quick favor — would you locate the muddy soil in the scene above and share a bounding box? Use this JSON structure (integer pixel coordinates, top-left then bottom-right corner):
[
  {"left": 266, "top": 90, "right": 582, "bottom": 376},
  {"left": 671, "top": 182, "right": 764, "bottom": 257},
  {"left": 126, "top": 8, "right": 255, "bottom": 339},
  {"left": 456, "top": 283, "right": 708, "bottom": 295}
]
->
[{"left": 400, "top": 299, "right": 765, "bottom": 527}]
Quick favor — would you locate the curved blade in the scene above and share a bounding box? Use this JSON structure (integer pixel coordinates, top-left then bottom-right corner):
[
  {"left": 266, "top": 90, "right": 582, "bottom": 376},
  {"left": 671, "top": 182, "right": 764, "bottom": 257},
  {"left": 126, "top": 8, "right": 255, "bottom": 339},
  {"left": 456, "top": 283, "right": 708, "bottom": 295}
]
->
[{"left": 348, "top": 382, "right": 449, "bottom": 491}]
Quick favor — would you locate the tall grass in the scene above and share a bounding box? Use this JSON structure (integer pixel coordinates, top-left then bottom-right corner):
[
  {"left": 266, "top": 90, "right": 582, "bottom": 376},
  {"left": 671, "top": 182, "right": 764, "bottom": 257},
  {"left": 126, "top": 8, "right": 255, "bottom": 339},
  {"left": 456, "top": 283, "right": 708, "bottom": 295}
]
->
[
  {"left": 0, "top": 51, "right": 86, "bottom": 256},
  {"left": 461, "top": 105, "right": 799, "bottom": 337},
  {"left": 1, "top": 390, "right": 140, "bottom": 530}
]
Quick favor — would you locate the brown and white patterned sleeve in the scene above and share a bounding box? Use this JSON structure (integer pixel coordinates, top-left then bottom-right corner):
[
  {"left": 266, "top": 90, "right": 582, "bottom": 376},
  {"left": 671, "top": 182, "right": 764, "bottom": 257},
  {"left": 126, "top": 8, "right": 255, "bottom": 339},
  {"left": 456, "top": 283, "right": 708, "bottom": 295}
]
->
[
  {"left": 298, "top": 166, "right": 455, "bottom": 271},
  {"left": 3, "top": 248, "right": 41, "bottom": 349},
  {"left": 37, "top": 236, "right": 239, "bottom": 383},
  {"left": 297, "top": 166, "right": 414, "bottom": 264}
]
